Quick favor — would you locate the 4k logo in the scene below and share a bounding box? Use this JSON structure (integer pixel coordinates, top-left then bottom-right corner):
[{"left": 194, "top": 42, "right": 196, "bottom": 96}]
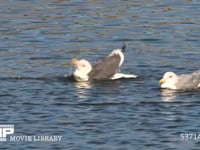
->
[{"left": 0, "top": 125, "right": 14, "bottom": 142}]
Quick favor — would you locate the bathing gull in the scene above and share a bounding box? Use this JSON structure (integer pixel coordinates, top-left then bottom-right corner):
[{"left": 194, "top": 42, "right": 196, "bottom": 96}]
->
[
  {"left": 159, "top": 71, "right": 200, "bottom": 90},
  {"left": 70, "top": 44, "right": 137, "bottom": 82}
]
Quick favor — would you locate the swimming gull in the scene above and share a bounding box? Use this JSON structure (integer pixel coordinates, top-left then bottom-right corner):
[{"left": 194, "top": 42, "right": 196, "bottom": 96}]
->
[
  {"left": 159, "top": 71, "right": 200, "bottom": 90},
  {"left": 70, "top": 44, "right": 137, "bottom": 82}
]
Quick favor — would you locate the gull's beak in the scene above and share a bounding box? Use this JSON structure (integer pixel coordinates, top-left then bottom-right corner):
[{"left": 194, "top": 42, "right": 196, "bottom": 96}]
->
[
  {"left": 159, "top": 78, "right": 165, "bottom": 84},
  {"left": 61, "top": 58, "right": 79, "bottom": 66},
  {"left": 61, "top": 62, "right": 71, "bottom": 66},
  {"left": 70, "top": 58, "right": 79, "bottom": 66}
]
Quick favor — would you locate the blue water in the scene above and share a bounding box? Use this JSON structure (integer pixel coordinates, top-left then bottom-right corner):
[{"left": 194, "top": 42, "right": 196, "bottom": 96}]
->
[{"left": 1, "top": 0, "right": 200, "bottom": 149}]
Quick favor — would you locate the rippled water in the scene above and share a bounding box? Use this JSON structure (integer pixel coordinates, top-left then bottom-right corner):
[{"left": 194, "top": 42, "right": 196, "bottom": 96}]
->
[{"left": 1, "top": 0, "right": 200, "bottom": 149}]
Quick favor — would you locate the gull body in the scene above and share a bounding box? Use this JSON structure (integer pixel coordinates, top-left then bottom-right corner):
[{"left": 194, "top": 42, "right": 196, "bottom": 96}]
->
[
  {"left": 159, "top": 71, "right": 200, "bottom": 90},
  {"left": 70, "top": 44, "right": 137, "bottom": 82}
]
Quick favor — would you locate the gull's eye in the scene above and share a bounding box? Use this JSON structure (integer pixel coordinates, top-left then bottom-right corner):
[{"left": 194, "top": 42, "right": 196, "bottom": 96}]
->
[{"left": 169, "top": 75, "right": 173, "bottom": 78}]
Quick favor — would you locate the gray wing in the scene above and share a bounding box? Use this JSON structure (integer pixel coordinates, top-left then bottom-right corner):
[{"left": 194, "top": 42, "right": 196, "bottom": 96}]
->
[
  {"left": 88, "top": 54, "right": 121, "bottom": 80},
  {"left": 176, "top": 71, "right": 200, "bottom": 90}
]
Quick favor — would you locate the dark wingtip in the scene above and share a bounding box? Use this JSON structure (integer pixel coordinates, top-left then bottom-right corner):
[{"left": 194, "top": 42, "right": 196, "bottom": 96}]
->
[{"left": 121, "top": 43, "right": 127, "bottom": 53}]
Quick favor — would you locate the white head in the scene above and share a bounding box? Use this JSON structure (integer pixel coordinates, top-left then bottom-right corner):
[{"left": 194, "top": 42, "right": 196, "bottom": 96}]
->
[
  {"left": 159, "top": 72, "right": 178, "bottom": 90},
  {"left": 109, "top": 49, "right": 124, "bottom": 67},
  {"left": 71, "top": 58, "right": 92, "bottom": 81}
]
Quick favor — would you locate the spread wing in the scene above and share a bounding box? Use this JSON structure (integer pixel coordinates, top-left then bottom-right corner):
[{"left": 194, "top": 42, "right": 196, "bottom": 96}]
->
[{"left": 88, "top": 54, "right": 121, "bottom": 80}]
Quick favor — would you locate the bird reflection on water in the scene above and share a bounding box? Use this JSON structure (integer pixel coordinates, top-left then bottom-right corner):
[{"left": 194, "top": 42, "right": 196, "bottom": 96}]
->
[
  {"left": 74, "top": 82, "right": 92, "bottom": 100},
  {"left": 160, "top": 89, "right": 177, "bottom": 102}
]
